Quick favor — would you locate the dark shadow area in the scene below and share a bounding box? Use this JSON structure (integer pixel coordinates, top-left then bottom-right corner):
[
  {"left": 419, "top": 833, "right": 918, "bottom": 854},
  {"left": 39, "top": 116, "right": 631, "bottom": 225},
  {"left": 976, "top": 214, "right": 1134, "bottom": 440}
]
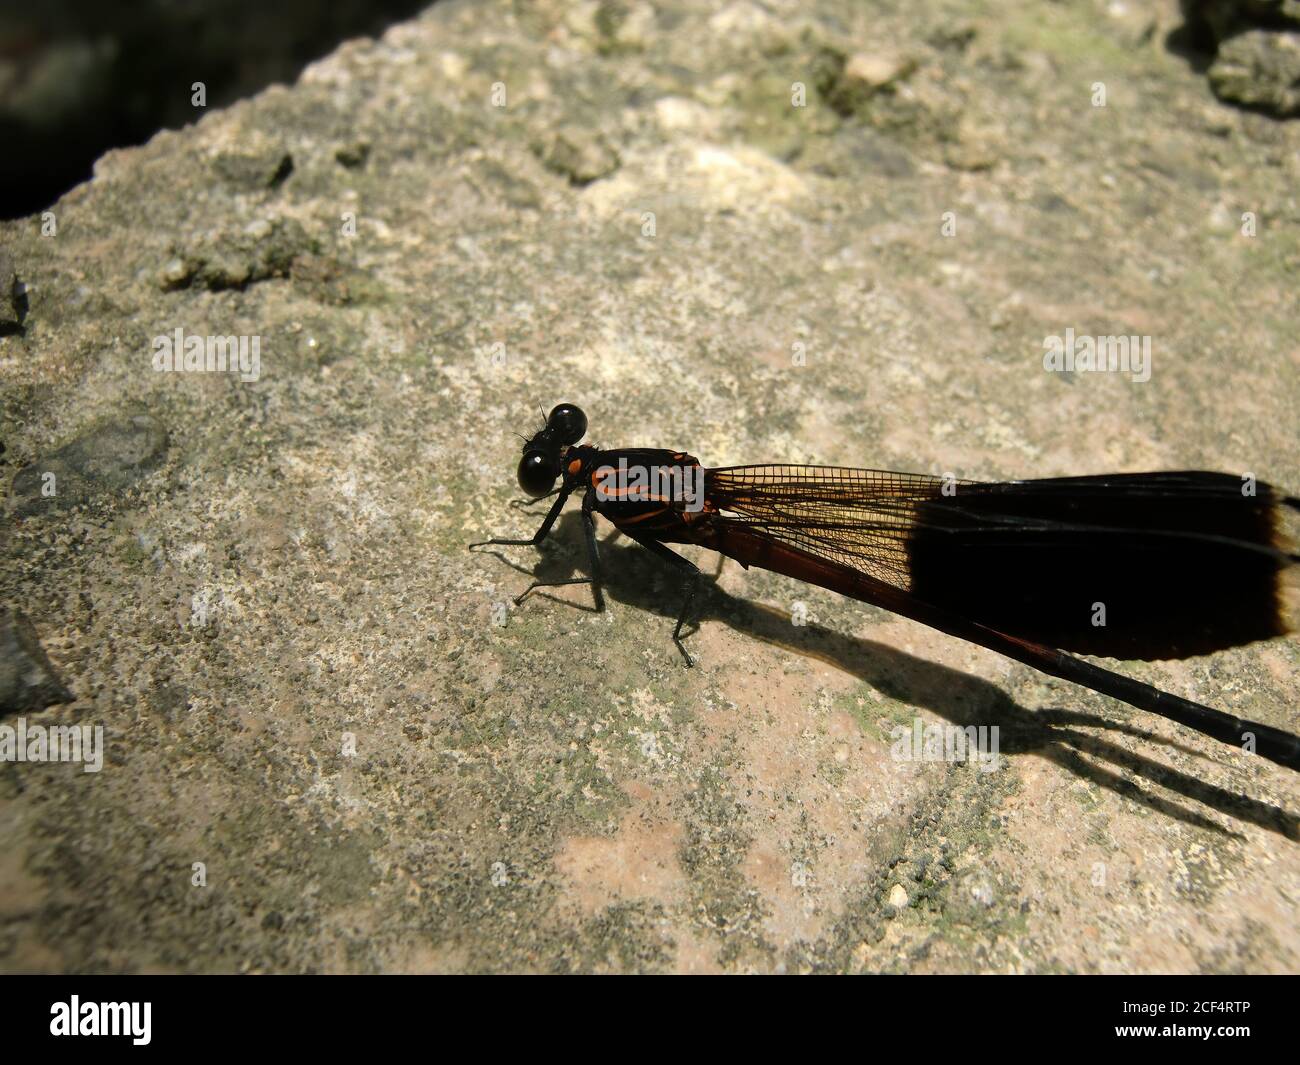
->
[
  {"left": 1164, "top": 17, "right": 1216, "bottom": 75},
  {"left": 0, "top": 0, "right": 435, "bottom": 219},
  {"left": 473, "top": 508, "right": 1300, "bottom": 841}
]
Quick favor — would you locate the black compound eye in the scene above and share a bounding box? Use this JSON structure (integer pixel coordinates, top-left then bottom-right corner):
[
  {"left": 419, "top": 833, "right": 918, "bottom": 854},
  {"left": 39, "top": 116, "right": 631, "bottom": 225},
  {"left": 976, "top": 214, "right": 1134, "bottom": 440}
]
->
[
  {"left": 517, "top": 450, "right": 557, "bottom": 497},
  {"left": 547, "top": 403, "right": 587, "bottom": 445}
]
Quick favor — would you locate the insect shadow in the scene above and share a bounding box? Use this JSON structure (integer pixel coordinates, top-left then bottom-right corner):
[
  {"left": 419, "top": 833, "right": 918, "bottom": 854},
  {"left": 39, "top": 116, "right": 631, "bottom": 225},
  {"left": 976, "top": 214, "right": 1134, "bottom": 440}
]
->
[{"left": 478, "top": 508, "right": 1298, "bottom": 841}]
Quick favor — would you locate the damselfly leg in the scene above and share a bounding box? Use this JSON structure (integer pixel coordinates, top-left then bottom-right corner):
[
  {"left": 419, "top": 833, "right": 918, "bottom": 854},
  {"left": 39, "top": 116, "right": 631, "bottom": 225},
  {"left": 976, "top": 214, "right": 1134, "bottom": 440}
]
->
[
  {"left": 508, "top": 495, "right": 605, "bottom": 610},
  {"left": 470, "top": 488, "right": 606, "bottom": 610},
  {"left": 468, "top": 487, "right": 571, "bottom": 549},
  {"left": 623, "top": 532, "right": 703, "bottom": 667}
]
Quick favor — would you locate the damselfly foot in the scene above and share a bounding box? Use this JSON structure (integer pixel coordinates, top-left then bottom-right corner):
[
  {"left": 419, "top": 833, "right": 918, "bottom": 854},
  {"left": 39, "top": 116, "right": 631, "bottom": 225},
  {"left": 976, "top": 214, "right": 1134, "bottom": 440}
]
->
[
  {"left": 672, "top": 628, "right": 696, "bottom": 668},
  {"left": 467, "top": 535, "right": 543, "bottom": 549},
  {"left": 513, "top": 576, "right": 595, "bottom": 606}
]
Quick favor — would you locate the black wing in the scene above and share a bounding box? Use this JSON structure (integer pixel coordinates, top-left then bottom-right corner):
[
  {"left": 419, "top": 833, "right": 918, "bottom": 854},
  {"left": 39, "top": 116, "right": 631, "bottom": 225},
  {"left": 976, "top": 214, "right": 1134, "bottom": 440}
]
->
[{"left": 705, "top": 466, "right": 1298, "bottom": 659}]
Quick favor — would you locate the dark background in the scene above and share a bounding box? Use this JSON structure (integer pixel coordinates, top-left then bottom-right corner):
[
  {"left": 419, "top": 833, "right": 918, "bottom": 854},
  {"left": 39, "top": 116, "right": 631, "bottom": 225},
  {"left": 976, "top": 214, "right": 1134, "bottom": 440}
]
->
[{"left": 0, "top": 0, "right": 432, "bottom": 219}]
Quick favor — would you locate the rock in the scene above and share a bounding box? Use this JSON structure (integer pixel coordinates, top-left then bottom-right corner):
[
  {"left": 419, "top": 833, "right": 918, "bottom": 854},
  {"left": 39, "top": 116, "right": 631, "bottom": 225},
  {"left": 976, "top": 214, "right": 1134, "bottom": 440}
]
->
[
  {"left": 845, "top": 51, "right": 916, "bottom": 89},
  {"left": 818, "top": 48, "right": 917, "bottom": 117},
  {"left": 0, "top": 0, "right": 1296, "bottom": 977},
  {"left": 1179, "top": 1, "right": 1300, "bottom": 114},
  {"left": 807, "top": 126, "right": 915, "bottom": 177},
  {"left": 944, "top": 118, "right": 1002, "bottom": 171},
  {"left": 1104, "top": 3, "right": 1159, "bottom": 49},
  {"left": 0, "top": 251, "right": 26, "bottom": 336},
  {"left": 927, "top": 21, "right": 978, "bottom": 52},
  {"left": 9, "top": 413, "right": 167, "bottom": 516},
  {"left": 0, "top": 607, "right": 72, "bottom": 715},
  {"left": 594, "top": 1, "right": 657, "bottom": 54},
  {"left": 213, "top": 147, "right": 295, "bottom": 191},
  {"left": 1208, "top": 29, "right": 1300, "bottom": 115},
  {"left": 157, "top": 216, "right": 315, "bottom": 292},
  {"left": 535, "top": 126, "right": 621, "bottom": 186},
  {"left": 334, "top": 141, "right": 371, "bottom": 169},
  {"left": 707, "top": 2, "right": 775, "bottom": 37}
]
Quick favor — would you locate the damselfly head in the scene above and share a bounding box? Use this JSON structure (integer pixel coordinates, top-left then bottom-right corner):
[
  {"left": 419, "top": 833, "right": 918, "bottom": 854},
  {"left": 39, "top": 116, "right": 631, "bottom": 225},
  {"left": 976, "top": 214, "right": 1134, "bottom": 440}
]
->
[{"left": 516, "top": 403, "right": 588, "bottom": 496}]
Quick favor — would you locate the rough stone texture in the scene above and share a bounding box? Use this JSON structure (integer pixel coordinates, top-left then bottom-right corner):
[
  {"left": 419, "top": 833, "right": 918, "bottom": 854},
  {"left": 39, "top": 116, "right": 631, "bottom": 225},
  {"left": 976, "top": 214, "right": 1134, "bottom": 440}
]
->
[
  {"left": 8, "top": 412, "right": 167, "bottom": 517},
  {"left": 1183, "top": 0, "right": 1300, "bottom": 115},
  {"left": 0, "top": 0, "right": 1297, "bottom": 973},
  {"left": 0, "top": 608, "right": 73, "bottom": 716},
  {"left": 0, "top": 250, "right": 25, "bottom": 336},
  {"left": 1209, "top": 28, "right": 1300, "bottom": 115}
]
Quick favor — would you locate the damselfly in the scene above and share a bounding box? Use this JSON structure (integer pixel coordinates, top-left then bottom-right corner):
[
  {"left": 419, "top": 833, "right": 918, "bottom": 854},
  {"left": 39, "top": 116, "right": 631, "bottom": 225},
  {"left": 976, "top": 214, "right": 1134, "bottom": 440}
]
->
[{"left": 471, "top": 405, "right": 1300, "bottom": 771}]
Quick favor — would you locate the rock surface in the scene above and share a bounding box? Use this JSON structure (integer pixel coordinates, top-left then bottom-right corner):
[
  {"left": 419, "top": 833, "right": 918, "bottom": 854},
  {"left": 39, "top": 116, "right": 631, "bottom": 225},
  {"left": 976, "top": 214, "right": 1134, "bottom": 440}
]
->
[
  {"left": 1209, "top": 28, "right": 1300, "bottom": 115},
  {"left": 0, "top": 608, "right": 73, "bottom": 716},
  {"left": 0, "top": 0, "right": 1297, "bottom": 973},
  {"left": 1183, "top": 0, "right": 1300, "bottom": 115}
]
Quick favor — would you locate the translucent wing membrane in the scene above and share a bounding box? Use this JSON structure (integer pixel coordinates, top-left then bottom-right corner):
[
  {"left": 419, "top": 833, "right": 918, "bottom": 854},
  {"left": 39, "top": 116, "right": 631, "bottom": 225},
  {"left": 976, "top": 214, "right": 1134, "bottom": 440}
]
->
[{"left": 705, "top": 464, "right": 955, "bottom": 590}]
